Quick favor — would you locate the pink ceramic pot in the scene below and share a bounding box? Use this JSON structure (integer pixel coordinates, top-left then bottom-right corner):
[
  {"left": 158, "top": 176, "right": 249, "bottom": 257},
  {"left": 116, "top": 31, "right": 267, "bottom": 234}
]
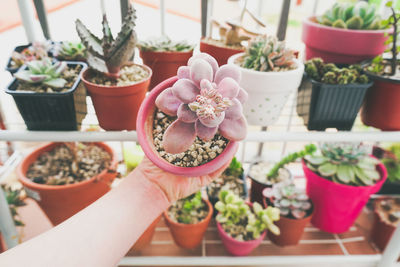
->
[
  {"left": 302, "top": 159, "right": 387, "bottom": 233},
  {"left": 302, "top": 17, "right": 390, "bottom": 64},
  {"left": 136, "top": 76, "right": 239, "bottom": 176}
]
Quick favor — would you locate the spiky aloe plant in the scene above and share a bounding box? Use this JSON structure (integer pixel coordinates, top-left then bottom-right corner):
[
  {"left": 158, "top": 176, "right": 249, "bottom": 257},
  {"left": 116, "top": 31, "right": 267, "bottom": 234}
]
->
[
  {"left": 215, "top": 189, "right": 280, "bottom": 241},
  {"left": 13, "top": 58, "right": 67, "bottom": 88},
  {"left": 54, "top": 41, "right": 86, "bottom": 61},
  {"left": 317, "top": 2, "right": 384, "bottom": 30},
  {"left": 240, "top": 35, "right": 297, "bottom": 72},
  {"left": 139, "top": 36, "right": 194, "bottom": 52},
  {"left": 75, "top": 4, "right": 137, "bottom": 78},
  {"left": 304, "top": 143, "right": 382, "bottom": 186}
]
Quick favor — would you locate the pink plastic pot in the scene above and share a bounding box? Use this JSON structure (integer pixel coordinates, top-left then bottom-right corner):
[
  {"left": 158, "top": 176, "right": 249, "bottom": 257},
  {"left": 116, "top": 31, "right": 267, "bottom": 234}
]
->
[
  {"left": 302, "top": 159, "right": 387, "bottom": 233},
  {"left": 302, "top": 17, "right": 390, "bottom": 64},
  {"left": 136, "top": 76, "right": 239, "bottom": 176}
]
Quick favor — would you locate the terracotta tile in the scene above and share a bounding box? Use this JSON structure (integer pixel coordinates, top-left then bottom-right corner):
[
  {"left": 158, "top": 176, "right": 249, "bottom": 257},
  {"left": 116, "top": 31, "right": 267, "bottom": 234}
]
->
[{"left": 343, "top": 240, "right": 379, "bottom": 255}]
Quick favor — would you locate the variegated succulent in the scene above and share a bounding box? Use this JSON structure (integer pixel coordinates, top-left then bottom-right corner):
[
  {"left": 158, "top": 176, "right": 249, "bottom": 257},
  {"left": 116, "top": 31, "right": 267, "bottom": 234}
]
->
[
  {"left": 240, "top": 35, "right": 297, "bottom": 72},
  {"left": 304, "top": 143, "right": 382, "bottom": 186},
  {"left": 54, "top": 41, "right": 86, "bottom": 61},
  {"left": 10, "top": 41, "right": 52, "bottom": 68},
  {"left": 75, "top": 4, "right": 137, "bottom": 78},
  {"left": 14, "top": 58, "right": 67, "bottom": 88},
  {"left": 155, "top": 53, "right": 248, "bottom": 154}
]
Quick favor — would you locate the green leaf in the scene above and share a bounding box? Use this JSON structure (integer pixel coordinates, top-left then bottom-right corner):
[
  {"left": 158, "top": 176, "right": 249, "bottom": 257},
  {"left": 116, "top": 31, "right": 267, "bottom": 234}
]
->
[
  {"left": 43, "top": 78, "right": 67, "bottom": 88},
  {"left": 318, "top": 162, "right": 338, "bottom": 177},
  {"left": 336, "top": 164, "right": 354, "bottom": 184},
  {"left": 305, "top": 155, "right": 327, "bottom": 165}
]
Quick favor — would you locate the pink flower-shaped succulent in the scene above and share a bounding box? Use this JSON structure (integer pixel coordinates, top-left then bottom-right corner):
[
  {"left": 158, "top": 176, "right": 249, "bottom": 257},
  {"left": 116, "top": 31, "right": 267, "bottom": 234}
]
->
[{"left": 155, "top": 53, "right": 248, "bottom": 154}]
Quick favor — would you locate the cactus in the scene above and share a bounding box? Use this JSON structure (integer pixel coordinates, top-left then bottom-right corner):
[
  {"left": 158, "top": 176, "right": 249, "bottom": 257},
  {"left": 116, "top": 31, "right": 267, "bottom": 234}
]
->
[
  {"left": 240, "top": 35, "right": 297, "bottom": 72},
  {"left": 317, "top": 2, "right": 384, "bottom": 30},
  {"left": 155, "top": 53, "right": 248, "bottom": 154},
  {"left": 139, "top": 36, "right": 194, "bottom": 52},
  {"left": 263, "top": 181, "right": 312, "bottom": 220},
  {"left": 305, "top": 58, "right": 369, "bottom": 85},
  {"left": 215, "top": 190, "right": 280, "bottom": 241},
  {"left": 304, "top": 143, "right": 382, "bottom": 186},
  {"left": 13, "top": 58, "right": 67, "bottom": 88},
  {"left": 54, "top": 41, "right": 86, "bottom": 61},
  {"left": 75, "top": 4, "right": 137, "bottom": 78},
  {"left": 10, "top": 41, "right": 52, "bottom": 68}
]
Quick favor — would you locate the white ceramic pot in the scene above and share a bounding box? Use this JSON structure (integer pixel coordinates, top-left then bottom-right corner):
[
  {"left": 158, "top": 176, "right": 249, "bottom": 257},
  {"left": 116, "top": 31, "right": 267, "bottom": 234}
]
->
[{"left": 228, "top": 53, "right": 304, "bottom": 126}]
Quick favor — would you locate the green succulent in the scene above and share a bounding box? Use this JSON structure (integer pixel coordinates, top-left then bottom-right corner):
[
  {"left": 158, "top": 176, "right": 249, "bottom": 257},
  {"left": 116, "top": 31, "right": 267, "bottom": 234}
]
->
[
  {"left": 2, "top": 185, "right": 26, "bottom": 226},
  {"left": 224, "top": 157, "right": 244, "bottom": 177},
  {"left": 215, "top": 190, "right": 280, "bottom": 241},
  {"left": 304, "top": 143, "right": 382, "bottom": 186},
  {"left": 381, "top": 144, "right": 400, "bottom": 183},
  {"left": 176, "top": 191, "right": 205, "bottom": 224},
  {"left": 139, "top": 36, "right": 194, "bottom": 52},
  {"left": 317, "top": 2, "right": 385, "bottom": 30},
  {"left": 55, "top": 41, "right": 86, "bottom": 61}
]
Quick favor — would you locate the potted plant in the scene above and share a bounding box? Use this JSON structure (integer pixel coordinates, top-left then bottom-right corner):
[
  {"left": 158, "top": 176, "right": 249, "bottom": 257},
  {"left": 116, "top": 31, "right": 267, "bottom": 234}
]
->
[
  {"left": 76, "top": 4, "right": 152, "bottom": 131},
  {"left": 303, "top": 142, "right": 387, "bottom": 233},
  {"left": 163, "top": 191, "right": 212, "bottom": 249},
  {"left": 139, "top": 36, "right": 194, "bottom": 90},
  {"left": 215, "top": 189, "right": 280, "bottom": 256},
  {"left": 228, "top": 35, "right": 304, "bottom": 126},
  {"left": 371, "top": 197, "right": 400, "bottom": 251},
  {"left": 262, "top": 181, "right": 313, "bottom": 246},
  {"left": 302, "top": 2, "right": 390, "bottom": 64},
  {"left": 248, "top": 144, "right": 316, "bottom": 204},
  {"left": 206, "top": 157, "right": 247, "bottom": 216},
  {"left": 18, "top": 142, "right": 118, "bottom": 225},
  {"left": 5, "top": 58, "right": 87, "bottom": 131},
  {"left": 5, "top": 41, "right": 52, "bottom": 74},
  {"left": 137, "top": 52, "right": 247, "bottom": 176},
  {"left": 361, "top": 1, "right": 400, "bottom": 130},
  {"left": 53, "top": 41, "right": 86, "bottom": 62},
  {"left": 297, "top": 58, "right": 372, "bottom": 131},
  {"left": 373, "top": 144, "right": 400, "bottom": 195}
]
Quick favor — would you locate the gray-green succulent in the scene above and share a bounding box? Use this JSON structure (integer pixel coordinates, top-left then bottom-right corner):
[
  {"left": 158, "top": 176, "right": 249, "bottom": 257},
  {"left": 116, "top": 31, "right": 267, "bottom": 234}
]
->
[
  {"left": 304, "top": 143, "right": 382, "bottom": 186},
  {"left": 139, "top": 36, "right": 194, "bottom": 52}
]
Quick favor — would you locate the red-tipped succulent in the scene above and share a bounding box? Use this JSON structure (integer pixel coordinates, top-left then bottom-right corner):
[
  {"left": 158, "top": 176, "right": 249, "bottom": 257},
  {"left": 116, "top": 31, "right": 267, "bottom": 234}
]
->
[{"left": 155, "top": 53, "right": 248, "bottom": 154}]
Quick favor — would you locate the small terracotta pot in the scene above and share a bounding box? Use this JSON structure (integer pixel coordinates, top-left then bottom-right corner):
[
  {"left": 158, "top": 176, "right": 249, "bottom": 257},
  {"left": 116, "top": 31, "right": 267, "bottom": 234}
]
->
[
  {"left": 361, "top": 77, "right": 400, "bottom": 131},
  {"left": 164, "top": 198, "right": 212, "bottom": 249},
  {"left": 18, "top": 142, "right": 118, "bottom": 225},
  {"left": 81, "top": 63, "right": 151, "bottom": 131},
  {"left": 370, "top": 200, "right": 397, "bottom": 251},
  {"left": 129, "top": 215, "right": 161, "bottom": 252},
  {"left": 140, "top": 50, "right": 193, "bottom": 90},
  {"left": 200, "top": 38, "right": 244, "bottom": 66},
  {"left": 136, "top": 76, "right": 239, "bottom": 176}
]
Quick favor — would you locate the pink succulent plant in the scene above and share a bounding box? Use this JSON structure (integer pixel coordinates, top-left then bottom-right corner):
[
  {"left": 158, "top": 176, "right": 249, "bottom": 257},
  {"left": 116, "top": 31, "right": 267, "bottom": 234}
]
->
[{"left": 155, "top": 53, "right": 248, "bottom": 154}]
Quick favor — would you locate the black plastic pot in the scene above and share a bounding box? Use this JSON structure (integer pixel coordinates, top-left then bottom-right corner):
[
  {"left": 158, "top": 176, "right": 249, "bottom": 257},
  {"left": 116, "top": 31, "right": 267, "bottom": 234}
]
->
[
  {"left": 5, "top": 44, "right": 31, "bottom": 74},
  {"left": 296, "top": 76, "right": 373, "bottom": 131},
  {"left": 5, "top": 61, "right": 88, "bottom": 131}
]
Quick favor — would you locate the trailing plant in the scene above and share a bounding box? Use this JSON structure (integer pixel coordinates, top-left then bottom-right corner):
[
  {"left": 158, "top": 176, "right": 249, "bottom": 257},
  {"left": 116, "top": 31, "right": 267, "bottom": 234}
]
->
[
  {"left": 10, "top": 41, "right": 52, "bottom": 68},
  {"left": 75, "top": 4, "right": 137, "bottom": 78},
  {"left": 155, "top": 53, "right": 248, "bottom": 154},
  {"left": 13, "top": 58, "right": 68, "bottom": 88},
  {"left": 305, "top": 58, "right": 369, "bottom": 84},
  {"left": 305, "top": 142, "right": 382, "bottom": 186},
  {"left": 54, "top": 41, "right": 86, "bottom": 61},
  {"left": 1, "top": 185, "right": 26, "bottom": 226},
  {"left": 317, "top": 2, "right": 384, "bottom": 30},
  {"left": 240, "top": 35, "right": 297, "bottom": 72},
  {"left": 139, "top": 36, "right": 194, "bottom": 52},
  {"left": 267, "top": 144, "right": 317, "bottom": 180},
  {"left": 215, "top": 190, "right": 280, "bottom": 241},
  {"left": 168, "top": 191, "right": 208, "bottom": 224},
  {"left": 263, "top": 181, "right": 312, "bottom": 219}
]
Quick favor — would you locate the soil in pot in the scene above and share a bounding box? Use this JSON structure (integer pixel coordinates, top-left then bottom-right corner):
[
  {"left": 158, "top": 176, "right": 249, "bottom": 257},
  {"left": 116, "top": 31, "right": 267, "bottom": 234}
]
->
[
  {"left": 153, "top": 110, "right": 228, "bottom": 167},
  {"left": 371, "top": 198, "right": 400, "bottom": 251},
  {"left": 87, "top": 64, "right": 149, "bottom": 86}
]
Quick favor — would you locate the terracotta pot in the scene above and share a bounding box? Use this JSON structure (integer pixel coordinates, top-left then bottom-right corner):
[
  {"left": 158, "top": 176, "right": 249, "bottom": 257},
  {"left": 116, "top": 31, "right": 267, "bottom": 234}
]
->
[
  {"left": 302, "top": 16, "right": 390, "bottom": 64},
  {"left": 361, "top": 76, "right": 400, "bottom": 131},
  {"left": 140, "top": 50, "right": 193, "bottom": 90},
  {"left": 164, "top": 198, "right": 212, "bottom": 249},
  {"left": 302, "top": 159, "right": 387, "bottom": 233},
  {"left": 200, "top": 38, "right": 244, "bottom": 66},
  {"left": 129, "top": 215, "right": 161, "bottom": 252},
  {"left": 371, "top": 201, "right": 396, "bottom": 251},
  {"left": 18, "top": 142, "right": 118, "bottom": 225},
  {"left": 81, "top": 63, "right": 151, "bottom": 131},
  {"left": 0, "top": 233, "right": 5, "bottom": 253},
  {"left": 136, "top": 76, "right": 239, "bottom": 176}
]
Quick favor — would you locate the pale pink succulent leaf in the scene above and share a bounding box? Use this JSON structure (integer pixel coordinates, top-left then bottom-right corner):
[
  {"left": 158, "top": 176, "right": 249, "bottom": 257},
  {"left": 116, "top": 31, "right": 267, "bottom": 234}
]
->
[
  {"left": 200, "top": 79, "right": 214, "bottom": 91},
  {"left": 171, "top": 78, "right": 199, "bottom": 104},
  {"left": 236, "top": 88, "right": 248, "bottom": 104},
  {"left": 190, "top": 58, "right": 213, "bottom": 87},
  {"left": 219, "top": 115, "right": 247, "bottom": 141},
  {"left": 155, "top": 87, "right": 181, "bottom": 116},
  {"left": 188, "top": 53, "right": 218, "bottom": 78},
  {"left": 214, "top": 64, "right": 241, "bottom": 84},
  {"left": 195, "top": 120, "right": 217, "bottom": 141},
  {"left": 217, "top": 77, "right": 239, "bottom": 99},
  {"left": 177, "top": 66, "right": 190, "bottom": 79},
  {"left": 198, "top": 111, "right": 225, "bottom": 128},
  {"left": 177, "top": 104, "right": 198, "bottom": 123},
  {"left": 225, "top": 98, "right": 243, "bottom": 119},
  {"left": 162, "top": 120, "right": 196, "bottom": 154}
]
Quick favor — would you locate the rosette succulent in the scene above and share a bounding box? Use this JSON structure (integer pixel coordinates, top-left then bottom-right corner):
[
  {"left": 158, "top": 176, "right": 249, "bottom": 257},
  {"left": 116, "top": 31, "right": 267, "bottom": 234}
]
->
[
  {"left": 10, "top": 41, "right": 52, "bottom": 68},
  {"left": 155, "top": 53, "right": 248, "bottom": 154},
  {"left": 54, "top": 41, "right": 86, "bottom": 61}
]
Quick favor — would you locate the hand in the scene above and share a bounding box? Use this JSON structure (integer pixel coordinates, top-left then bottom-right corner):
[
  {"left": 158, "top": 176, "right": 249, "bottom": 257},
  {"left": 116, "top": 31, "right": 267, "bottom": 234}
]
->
[{"left": 136, "top": 156, "right": 232, "bottom": 203}]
